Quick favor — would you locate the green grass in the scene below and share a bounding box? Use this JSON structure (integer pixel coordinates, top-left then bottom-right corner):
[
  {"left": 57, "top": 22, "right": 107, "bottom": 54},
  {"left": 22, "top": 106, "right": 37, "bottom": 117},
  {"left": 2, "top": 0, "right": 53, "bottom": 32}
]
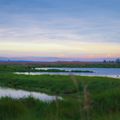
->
[
  {"left": 0, "top": 72, "right": 120, "bottom": 120},
  {"left": 0, "top": 73, "right": 120, "bottom": 95},
  {"left": 0, "top": 96, "right": 120, "bottom": 120}
]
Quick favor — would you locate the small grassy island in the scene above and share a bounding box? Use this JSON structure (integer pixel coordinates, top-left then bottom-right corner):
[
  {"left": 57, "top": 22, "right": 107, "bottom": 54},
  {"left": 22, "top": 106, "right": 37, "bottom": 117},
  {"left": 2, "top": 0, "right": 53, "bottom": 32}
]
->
[{"left": 34, "top": 69, "right": 94, "bottom": 73}]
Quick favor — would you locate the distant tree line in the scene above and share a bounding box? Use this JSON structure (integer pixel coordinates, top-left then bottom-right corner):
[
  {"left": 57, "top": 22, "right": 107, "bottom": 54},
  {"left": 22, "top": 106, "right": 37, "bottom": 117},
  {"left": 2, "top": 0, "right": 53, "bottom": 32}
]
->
[{"left": 103, "top": 58, "right": 120, "bottom": 63}]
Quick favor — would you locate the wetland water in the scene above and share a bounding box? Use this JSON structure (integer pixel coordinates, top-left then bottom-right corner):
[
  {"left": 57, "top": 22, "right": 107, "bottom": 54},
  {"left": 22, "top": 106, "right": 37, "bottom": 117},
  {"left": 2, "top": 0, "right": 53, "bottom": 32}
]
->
[
  {"left": 15, "top": 68, "right": 120, "bottom": 78},
  {"left": 0, "top": 87, "right": 62, "bottom": 102}
]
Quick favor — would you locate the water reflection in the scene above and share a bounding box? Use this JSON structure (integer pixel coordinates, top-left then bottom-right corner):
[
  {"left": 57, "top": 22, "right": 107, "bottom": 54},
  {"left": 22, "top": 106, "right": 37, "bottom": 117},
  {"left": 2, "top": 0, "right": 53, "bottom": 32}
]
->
[{"left": 0, "top": 87, "right": 62, "bottom": 102}]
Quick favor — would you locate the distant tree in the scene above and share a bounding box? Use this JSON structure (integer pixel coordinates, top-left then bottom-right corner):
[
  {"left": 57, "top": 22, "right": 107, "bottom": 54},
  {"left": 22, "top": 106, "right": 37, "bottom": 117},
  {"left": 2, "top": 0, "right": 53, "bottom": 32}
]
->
[
  {"left": 27, "top": 65, "right": 31, "bottom": 75},
  {"left": 108, "top": 60, "right": 114, "bottom": 63},
  {"left": 116, "top": 58, "right": 120, "bottom": 63},
  {"left": 103, "top": 60, "right": 107, "bottom": 63}
]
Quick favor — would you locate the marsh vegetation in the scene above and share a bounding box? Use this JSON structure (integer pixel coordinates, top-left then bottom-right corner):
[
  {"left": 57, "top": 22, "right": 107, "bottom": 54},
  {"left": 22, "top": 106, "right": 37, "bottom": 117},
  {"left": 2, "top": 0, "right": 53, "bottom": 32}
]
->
[{"left": 0, "top": 64, "right": 120, "bottom": 120}]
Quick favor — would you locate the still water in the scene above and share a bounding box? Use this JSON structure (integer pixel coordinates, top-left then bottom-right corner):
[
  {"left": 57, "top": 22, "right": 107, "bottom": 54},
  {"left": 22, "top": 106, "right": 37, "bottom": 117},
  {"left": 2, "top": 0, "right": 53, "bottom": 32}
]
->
[
  {"left": 0, "top": 87, "right": 62, "bottom": 102},
  {"left": 15, "top": 68, "right": 120, "bottom": 78}
]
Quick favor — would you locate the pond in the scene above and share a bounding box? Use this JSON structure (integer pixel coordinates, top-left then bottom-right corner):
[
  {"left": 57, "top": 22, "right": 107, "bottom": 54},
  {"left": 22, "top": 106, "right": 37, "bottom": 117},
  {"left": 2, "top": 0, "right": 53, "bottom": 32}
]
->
[
  {"left": 15, "top": 67, "right": 120, "bottom": 78},
  {"left": 0, "top": 87, "right": 62, "bottom": 102}
]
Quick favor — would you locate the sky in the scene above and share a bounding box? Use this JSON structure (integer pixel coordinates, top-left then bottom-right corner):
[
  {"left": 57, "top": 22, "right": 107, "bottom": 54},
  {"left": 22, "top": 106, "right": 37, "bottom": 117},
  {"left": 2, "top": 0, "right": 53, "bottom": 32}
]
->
[{"left": 0, "top": 0, "right": 120, "bottom": 60}]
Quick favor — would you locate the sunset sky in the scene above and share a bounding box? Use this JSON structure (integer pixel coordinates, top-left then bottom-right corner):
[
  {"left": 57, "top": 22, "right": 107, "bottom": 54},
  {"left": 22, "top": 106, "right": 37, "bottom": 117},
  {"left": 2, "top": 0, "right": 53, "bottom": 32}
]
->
[{"left": 0, "top": 0, "right": 120, "bottom": 60}]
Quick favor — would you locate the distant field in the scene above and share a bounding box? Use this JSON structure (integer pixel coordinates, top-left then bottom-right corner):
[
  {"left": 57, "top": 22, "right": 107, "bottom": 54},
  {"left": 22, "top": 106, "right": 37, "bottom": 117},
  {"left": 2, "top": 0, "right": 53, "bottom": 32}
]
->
[{"left": 0, "top": 62, "right": 120, "bottom": 73}]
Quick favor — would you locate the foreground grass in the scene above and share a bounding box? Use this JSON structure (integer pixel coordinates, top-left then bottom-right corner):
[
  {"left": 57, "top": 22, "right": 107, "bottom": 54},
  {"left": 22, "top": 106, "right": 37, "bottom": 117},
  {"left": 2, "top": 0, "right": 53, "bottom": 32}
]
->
[
  {"left": 0, "top": 96, "right": 120, "bottom": 120},
  {"left": 0, "top": 73, "right": 120, "bottom": 120}
]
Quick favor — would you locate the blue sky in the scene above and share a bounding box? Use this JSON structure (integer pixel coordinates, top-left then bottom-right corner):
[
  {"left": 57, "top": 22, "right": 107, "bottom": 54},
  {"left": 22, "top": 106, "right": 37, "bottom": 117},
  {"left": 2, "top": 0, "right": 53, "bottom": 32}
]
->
[{"left": 0, "top": 0, "right": 120, "bottom": 59}]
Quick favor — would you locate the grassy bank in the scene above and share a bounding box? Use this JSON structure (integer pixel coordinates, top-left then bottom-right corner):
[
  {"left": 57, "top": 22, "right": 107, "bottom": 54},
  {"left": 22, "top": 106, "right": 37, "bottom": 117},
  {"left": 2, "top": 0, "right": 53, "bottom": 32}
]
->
[
  {"left": 0, "top": 73, "right": 120, "bottom": 120},
  {"left": 0, "top": 73, "right": 120, "bottom": 95}
]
